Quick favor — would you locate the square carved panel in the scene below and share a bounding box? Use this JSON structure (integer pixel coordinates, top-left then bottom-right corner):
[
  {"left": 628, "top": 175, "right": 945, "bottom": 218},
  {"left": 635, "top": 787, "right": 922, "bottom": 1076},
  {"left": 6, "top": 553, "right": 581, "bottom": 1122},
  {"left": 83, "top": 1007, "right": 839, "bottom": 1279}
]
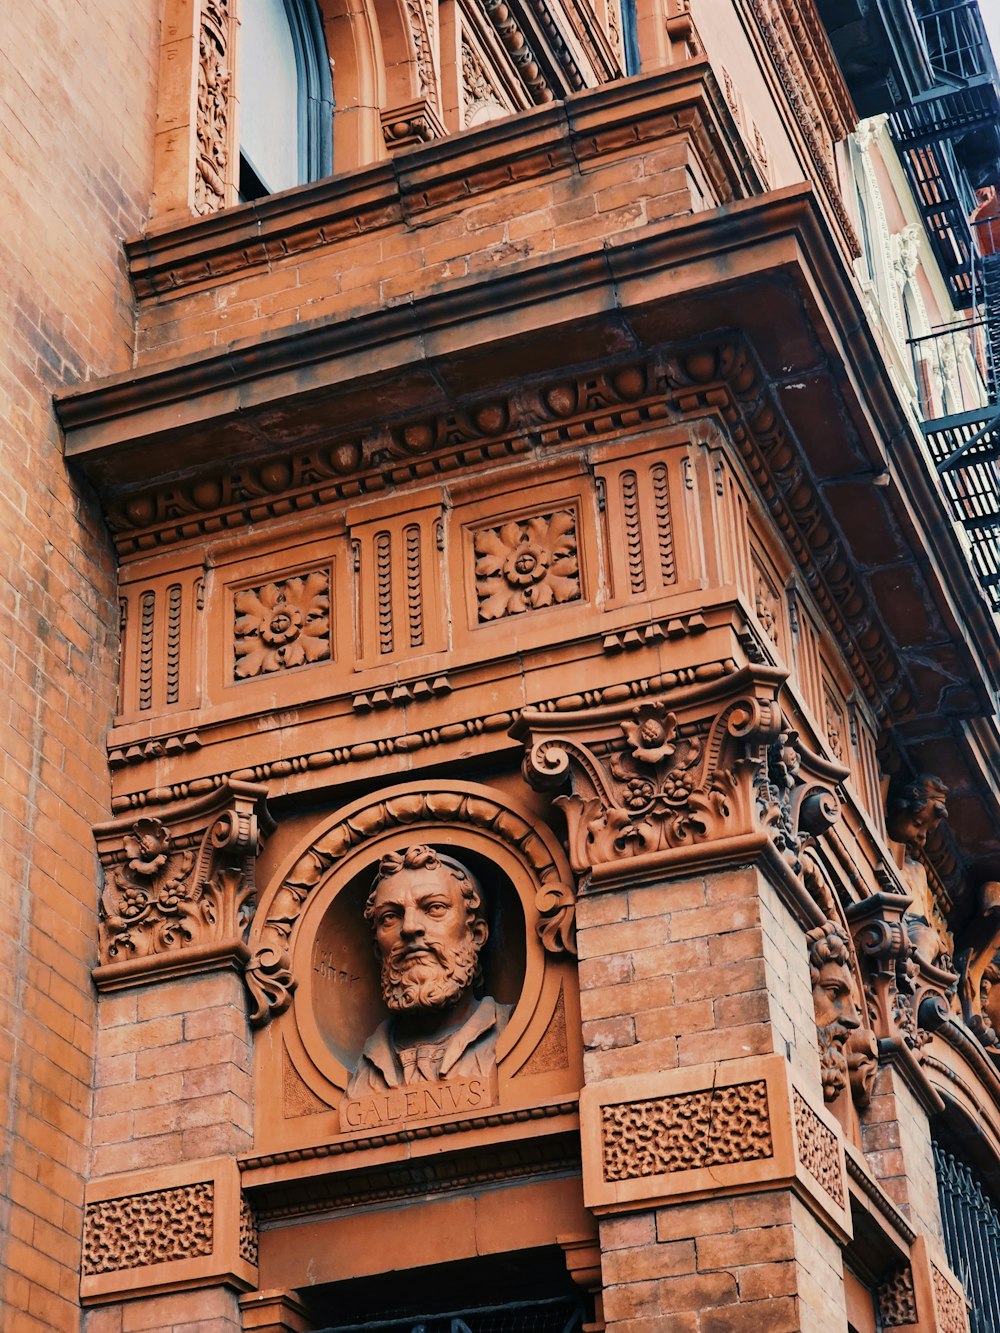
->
[
  {"left": 473, "top": 509, "right": 581, "bottom": 622},
  {"left": 233, "top": 569, "right": 331, "bottom": 679}
]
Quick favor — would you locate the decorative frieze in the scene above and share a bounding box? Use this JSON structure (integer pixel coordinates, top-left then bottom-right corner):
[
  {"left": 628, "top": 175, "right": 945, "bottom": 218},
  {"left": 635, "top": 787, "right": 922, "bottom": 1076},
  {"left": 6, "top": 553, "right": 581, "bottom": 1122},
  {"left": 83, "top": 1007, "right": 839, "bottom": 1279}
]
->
[
  {"left": 84, "top": 1183, "right": 213, "bottom": 1276},
  {"left": 234, "top": 570, "right": 331, "bottom": 679},
  {"left": 932, "top": 1264, "right": 969, "bottom": 1333},
  {"left": 580, "top": 1054, "right": 849, "bottom": 1236},
  {"left": 82, "top": 1159, "right": 255, "bottom": 1305},
  {"left": 792, "top": 1088, "right": 844, "bottom": 1207},
  {"left": 878, "top": 1266, "right": 918, "bottom": 1327},
  {"left": 602, "top": 1081, "right": 772, "bottom": 1182},
  {"left": 474, "top": 509, "right": 580, "bottom": 620},
  {"left": 239, "top": 1195, "right": 259, "bottom": 1267}
]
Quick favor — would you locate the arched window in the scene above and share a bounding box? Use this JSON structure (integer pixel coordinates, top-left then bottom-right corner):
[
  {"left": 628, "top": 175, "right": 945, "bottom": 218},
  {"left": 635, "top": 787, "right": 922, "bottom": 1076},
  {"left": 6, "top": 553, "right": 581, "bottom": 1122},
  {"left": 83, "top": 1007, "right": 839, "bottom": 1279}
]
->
[
  {"left": 238, "top": 0, "right": 333, "bottom": 200},
  {"left": 620, "top": 0, "right": 641, "bottom": 75}
]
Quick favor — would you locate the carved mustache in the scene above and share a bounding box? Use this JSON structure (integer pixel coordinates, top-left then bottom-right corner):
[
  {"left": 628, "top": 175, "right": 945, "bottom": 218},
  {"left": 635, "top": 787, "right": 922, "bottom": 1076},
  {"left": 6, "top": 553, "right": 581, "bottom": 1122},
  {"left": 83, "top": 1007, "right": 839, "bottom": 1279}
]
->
[{"left": 390, "top": 941, "right": 448, "bottom": 967}]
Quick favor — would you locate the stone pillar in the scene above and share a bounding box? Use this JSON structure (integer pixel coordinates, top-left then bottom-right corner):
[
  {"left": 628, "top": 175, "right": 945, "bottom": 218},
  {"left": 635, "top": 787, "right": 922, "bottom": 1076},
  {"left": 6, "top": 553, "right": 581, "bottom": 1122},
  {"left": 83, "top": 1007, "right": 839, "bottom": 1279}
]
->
[
  {"left": 516, "top": 667, "right": 857, "bottom": 1331},
  {"left": 82, "top": 783, "right": 269, "bottom": 1329}
]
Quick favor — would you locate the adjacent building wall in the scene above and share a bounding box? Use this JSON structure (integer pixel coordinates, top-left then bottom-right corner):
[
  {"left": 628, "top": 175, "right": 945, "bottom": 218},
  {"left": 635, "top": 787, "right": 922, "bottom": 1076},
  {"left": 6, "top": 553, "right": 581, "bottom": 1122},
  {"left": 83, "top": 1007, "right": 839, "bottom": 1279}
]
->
[{"left": 0, "top": 4, "right": 158, "bottom": 1327}]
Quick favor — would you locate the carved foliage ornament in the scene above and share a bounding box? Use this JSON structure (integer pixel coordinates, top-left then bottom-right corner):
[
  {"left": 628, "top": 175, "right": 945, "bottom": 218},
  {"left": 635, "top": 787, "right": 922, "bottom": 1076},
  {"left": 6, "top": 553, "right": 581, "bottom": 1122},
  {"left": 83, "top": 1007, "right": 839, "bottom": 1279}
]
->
[
  {"left": 95, "top": 782, "right": 272, "bottom": 971},
  {"left": 246, "top": 786, "right": 576, "bottom": 1028},
  {"left": 474, "top": 510, "right": 580, "bottom": 621},
  {"left": 195, "top": 0, "right": 230, "bottom": 215},
  {"left": 234, "top": 569, "right": 331, "bottom": 679},
  {"left": 83, "top": 1183, "right": 214, "bottom": 1275},
  {"left": 602, "top": 1080, "right": 772, "bottom": 1182},
  {"left": 516, "top": 667, "right": 844, "bottom": 879}
]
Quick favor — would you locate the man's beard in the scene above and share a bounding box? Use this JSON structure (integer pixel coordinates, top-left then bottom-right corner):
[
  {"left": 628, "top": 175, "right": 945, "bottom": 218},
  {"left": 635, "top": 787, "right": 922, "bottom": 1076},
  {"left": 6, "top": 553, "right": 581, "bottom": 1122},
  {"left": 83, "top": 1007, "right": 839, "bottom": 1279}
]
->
[
  {"left": 381, "top": 936, "right": 480, "bottom": 1011},
  {"left": 817, "top": 1022, "right": 852, "bottom": 1100}
]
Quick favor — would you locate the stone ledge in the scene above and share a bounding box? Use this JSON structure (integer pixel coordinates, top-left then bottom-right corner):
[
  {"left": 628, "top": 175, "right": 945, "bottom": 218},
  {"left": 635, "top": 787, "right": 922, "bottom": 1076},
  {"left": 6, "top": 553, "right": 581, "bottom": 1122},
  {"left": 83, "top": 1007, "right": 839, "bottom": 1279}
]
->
[{"left": 579, "top": 1052, "right": 852, "bottom": 1242}]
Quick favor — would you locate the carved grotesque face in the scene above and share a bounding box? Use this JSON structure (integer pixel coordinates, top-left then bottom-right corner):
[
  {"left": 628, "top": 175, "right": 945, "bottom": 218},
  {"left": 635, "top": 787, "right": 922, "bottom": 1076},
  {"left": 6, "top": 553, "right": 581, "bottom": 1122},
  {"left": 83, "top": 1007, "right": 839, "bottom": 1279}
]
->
[
  {"left": 369, "top": 862, "right": 487, "bottom": 1013},
  {"left": 808, "top": 924, "right": 864, "bottom": 1102}
]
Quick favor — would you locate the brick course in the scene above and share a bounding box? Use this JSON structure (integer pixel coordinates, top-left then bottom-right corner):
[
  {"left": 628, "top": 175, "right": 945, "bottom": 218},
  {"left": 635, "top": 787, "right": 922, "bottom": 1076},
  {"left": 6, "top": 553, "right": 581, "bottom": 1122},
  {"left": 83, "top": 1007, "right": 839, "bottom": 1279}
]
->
[{"left": 0, "top": 2, "right": 158, "bottom": 1324}]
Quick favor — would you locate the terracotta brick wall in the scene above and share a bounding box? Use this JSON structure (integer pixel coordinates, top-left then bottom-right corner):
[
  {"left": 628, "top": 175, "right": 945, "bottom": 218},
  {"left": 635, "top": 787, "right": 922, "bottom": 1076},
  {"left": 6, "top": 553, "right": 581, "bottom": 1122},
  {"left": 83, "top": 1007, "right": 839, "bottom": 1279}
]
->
[
  {"left": 577, "top": 867, "right": 820, "bottom": 1086},
  {"left": 91, "top": 975, "right": 253, "bottom": 1181},
  {"left": 0, "top": 2, "right": 158, "bottom": 1326}
]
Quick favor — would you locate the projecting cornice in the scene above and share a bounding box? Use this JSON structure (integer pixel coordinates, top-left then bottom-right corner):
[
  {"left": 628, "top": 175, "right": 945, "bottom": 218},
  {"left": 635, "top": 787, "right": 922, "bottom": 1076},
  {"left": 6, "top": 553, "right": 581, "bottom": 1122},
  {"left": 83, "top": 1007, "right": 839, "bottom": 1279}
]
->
[{"left": 57, "top": 178, "right": 1000, "bottom": 884}]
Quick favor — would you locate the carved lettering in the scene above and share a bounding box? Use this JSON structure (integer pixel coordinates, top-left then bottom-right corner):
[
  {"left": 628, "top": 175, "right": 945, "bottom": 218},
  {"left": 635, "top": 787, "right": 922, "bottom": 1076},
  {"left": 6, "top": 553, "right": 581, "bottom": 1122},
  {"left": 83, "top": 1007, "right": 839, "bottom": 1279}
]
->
[{"left": 340, "top": 1076, "right": 494, "bottom": 1131}]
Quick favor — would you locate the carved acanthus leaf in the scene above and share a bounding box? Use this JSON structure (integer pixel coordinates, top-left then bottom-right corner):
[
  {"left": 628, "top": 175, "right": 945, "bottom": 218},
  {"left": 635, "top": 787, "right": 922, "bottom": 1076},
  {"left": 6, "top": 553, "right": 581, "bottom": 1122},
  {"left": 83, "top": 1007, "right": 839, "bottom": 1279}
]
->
[
  {"left": 195, "top": 0, "right": 231, "bottom": 215},
  {"left": 94, "top": 781, "right": 273, "bottom": 979},
  {"left": 514, "top": 666, "right": 845, "bottom": 881}
]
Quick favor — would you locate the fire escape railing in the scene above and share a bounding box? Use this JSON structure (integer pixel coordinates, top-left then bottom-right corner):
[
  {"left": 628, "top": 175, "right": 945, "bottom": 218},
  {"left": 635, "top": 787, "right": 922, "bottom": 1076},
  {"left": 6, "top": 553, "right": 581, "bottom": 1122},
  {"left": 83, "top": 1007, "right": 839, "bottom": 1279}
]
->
[
  {"left": 890, "top": 0, "right": 1000, "bottom": 308},
  {"left": 917, "top": 232, "right": 1000, "bottom": 608}
]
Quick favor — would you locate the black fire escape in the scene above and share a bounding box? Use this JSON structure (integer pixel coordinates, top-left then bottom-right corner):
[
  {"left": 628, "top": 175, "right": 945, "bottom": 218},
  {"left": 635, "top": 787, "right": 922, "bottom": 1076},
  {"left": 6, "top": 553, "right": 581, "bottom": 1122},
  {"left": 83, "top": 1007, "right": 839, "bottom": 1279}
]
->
[
  {"left": 902, "top": 2, "right": 1000, "bottom": 609},
  {"left": 921, "top": 245, "right": 1000, "bottom": 608},
  {"left": 821, "top": 0, "right": 1000, "bottom": 610}
]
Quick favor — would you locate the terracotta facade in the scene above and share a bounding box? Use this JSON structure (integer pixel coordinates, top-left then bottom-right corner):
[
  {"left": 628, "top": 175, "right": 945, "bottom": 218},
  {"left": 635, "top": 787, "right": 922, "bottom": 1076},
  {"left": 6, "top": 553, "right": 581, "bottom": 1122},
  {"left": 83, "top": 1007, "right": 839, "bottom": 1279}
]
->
[{"left": 4, "top": 0, "right": 1000, "bottom": 1329}]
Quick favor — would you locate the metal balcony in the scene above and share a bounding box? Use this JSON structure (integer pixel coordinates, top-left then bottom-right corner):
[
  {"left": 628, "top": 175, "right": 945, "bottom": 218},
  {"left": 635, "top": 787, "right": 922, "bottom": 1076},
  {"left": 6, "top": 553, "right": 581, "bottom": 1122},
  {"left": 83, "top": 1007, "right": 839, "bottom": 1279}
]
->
[
  {"left": 888, "top": 1, "right": 1000, "bottom": 308},
  {"left": 918, "top": 244, "right": 1000, "bottom": 608}
]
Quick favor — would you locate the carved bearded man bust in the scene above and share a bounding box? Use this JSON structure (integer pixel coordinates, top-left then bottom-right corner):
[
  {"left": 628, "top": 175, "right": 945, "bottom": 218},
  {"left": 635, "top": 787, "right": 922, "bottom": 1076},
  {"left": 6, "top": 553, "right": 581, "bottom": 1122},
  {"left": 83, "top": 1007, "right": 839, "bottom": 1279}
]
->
[
  {"left": 807, "top": 921, "right": 864, "bottom": 1102},
  {"left": 346, "top": 845, "right": 512, "bottom": 1097}
]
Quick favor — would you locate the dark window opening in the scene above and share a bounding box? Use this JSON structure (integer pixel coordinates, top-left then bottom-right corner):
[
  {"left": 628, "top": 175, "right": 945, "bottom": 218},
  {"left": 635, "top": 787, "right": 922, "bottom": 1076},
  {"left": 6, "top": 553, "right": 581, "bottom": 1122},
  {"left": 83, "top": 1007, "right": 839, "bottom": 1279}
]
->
[
  {"left": 620, "top": 0, "right": 640, "bottom": 76},
  {"left": 934, "top": 1138, "right": 1000, "bottom": 1333},
  {"left": 298, "top": 1248, "right": 590, "bottom": 1333}
]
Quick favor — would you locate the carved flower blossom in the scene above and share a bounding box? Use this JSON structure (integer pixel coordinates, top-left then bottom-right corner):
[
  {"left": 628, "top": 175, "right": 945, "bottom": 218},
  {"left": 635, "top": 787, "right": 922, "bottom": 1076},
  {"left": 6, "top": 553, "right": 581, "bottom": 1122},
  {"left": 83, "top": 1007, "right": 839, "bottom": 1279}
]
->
[
  {"left": 124, "top": 819, "right": 172, "bottom": 877},
  {"left": 119, "top": 886, "right": 150, "bottom": 919},
  {"left": 623, "top": 778, "right": 656, "bottom": 811},
  {"left": 234, "top": 572, "right": 330, "bottom": 678},
  {"left": 475, "top": 512, "right": 579, "bottom": 620},
  {"left": 621, "top": 706, "right": 679, "bottom": 765}
]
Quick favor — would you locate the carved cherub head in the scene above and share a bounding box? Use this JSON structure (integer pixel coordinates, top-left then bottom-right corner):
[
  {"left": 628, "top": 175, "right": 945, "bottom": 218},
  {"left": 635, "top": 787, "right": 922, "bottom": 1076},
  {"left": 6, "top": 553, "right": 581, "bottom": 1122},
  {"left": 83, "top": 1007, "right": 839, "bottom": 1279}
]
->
[
  {"left": 807, "top": 921, "right": 863, "bottom": 1102},
  {"left": 885, "top": 775, "right": 948, "bottom": 852},
  {"left": 364, "top": 845, "right": 487, "bottom": 1013}
]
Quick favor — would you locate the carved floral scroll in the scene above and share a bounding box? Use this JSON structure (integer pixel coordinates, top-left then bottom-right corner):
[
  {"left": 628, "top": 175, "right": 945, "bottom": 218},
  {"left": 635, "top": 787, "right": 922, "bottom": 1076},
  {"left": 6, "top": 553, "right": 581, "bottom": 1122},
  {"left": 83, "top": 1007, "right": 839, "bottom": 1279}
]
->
[
  {"left": 93, "top": 780, "right": 273, "bottom": 987},
  {"left": 513, "top": 665, "right": 846, "bottom": 894}
]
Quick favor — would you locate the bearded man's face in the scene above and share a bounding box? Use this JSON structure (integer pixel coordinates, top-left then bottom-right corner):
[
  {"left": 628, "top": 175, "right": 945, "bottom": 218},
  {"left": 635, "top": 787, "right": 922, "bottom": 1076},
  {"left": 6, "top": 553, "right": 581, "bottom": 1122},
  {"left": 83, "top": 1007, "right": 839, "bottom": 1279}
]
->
[
  {"left": 812, "top": 958, "right": 862, "bottom": 1101},
  {"left": 371, "top": 867, "right": 486, "bottom": 1012}
]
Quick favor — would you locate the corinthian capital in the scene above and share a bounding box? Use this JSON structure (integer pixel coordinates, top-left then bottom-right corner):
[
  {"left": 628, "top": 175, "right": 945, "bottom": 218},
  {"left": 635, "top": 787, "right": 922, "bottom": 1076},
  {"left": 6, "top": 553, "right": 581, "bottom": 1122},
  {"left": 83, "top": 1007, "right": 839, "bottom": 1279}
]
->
[
  {"left": 513, "top": 666, "right": 846, "bottom": 893},
  {"left": 94, "top": 780, "right": 273, "bottom": 989}
]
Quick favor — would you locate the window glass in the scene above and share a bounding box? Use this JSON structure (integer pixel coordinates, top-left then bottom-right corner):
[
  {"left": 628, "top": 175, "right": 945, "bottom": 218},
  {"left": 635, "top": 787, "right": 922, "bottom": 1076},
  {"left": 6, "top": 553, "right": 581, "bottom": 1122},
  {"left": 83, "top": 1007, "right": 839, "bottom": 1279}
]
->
[{"left": 239, "top": 0, "right": 302, "bottom": 196}]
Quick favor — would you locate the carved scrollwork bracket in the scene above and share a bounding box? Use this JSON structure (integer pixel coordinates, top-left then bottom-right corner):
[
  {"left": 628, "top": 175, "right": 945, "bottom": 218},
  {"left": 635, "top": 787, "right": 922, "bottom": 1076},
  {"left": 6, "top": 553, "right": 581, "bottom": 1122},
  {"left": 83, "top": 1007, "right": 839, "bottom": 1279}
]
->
[
  {"left": 93, "top": 780, "right": 274, "bottom": 990},
  {"left": 846, "top": 890, "right": 957, "bottom": 1109},
  {"left": 512, "top": 666, "right": 846, "bottom": 901}
]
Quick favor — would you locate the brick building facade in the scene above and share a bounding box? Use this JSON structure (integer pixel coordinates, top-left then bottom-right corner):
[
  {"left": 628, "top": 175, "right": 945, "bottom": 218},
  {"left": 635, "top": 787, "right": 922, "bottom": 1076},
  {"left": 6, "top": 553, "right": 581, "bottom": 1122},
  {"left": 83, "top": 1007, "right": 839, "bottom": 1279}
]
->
[{"left": 3, "top": 0, "right": 1000, "bottom": 1330}]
